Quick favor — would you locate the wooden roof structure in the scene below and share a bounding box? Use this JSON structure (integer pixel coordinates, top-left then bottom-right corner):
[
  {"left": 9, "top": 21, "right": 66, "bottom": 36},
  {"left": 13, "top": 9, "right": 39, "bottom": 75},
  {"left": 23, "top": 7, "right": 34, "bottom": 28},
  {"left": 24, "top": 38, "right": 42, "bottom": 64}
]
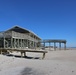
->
[
  {"left": 0, "top": 26, "right": 41, "bottom": 40},
  {"left": 41, "top": 39, "right": 66, "bottom": 43}
]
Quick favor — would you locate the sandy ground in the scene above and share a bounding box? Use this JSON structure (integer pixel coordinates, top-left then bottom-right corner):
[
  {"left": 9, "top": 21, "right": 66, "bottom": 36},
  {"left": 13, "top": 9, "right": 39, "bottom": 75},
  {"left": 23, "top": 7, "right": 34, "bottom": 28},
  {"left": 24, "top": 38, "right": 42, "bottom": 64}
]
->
[{"left": 0, "top": 49, "right": 76, "bottom": 75}]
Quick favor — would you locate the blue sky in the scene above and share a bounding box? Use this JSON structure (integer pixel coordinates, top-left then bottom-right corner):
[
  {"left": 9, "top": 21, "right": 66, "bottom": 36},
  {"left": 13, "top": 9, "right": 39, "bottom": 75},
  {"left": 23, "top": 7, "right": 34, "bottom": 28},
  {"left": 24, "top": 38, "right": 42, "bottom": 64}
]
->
[{"left": 0, "top": 0, "right": 76, "bottom": 47}]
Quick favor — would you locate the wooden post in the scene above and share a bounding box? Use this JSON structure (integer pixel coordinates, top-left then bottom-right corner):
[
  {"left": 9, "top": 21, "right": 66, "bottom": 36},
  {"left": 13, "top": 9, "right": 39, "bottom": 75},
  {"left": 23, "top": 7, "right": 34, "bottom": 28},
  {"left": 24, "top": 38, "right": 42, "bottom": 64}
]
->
[
  {"left": 11, "top": 38, "right": 13, "bottom": 48},
  {"left": 24, "top": 52, "right": 26, "bottom": 57},
  {"left": 4, "top": 37, "right": 5, "bottom": 48},
  {"left": 23, "top": 39, "right": 25, "bottom": 48},
  {"left": 23, "top": 39, "right": 24, "bottom": 48},
  {"left": 26, "top": 40, "right": 28, "bottom": 48},
  {"left": 64, "top": 43, "right": 66, "bottom": 50},
  {"left": 13, "top": 38, "right": 16, "bottom": 48},
  {"left": 49, "top": 42, "right": 51, "bottom": 50},
  {"left": 42, "top": 53, "right": 45, "bottom": 59},
  {"left": 54, "top": 42, "right": 56, "bottom": 50},
  {"left": 0, "top": 49, "right": 2, "bottom": 54},
  {"left": 21, "top": 52, "right": 23, "bottom": 58},
  {"left": 18, "top": 39, "right": 19, "bottom": 49},
  {"left": 59, "top": 42, "right": 61, "bottom": 50},
  {"left": 33, "top": 41, "right": 34, "bottom": 48},
  {"left": 44, "top": 42, "right": 45, "bottom": 50},
  {"left": 21, "top": 39, "right": 22, "bottom": 49}
]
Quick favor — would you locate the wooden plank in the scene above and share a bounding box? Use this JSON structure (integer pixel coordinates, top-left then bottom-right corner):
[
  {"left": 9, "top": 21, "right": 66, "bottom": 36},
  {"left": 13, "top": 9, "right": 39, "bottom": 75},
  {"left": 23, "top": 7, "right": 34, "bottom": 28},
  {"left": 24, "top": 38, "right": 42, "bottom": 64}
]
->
[{"left": 0, "top": 48, "right": 47, "bottom": 59}]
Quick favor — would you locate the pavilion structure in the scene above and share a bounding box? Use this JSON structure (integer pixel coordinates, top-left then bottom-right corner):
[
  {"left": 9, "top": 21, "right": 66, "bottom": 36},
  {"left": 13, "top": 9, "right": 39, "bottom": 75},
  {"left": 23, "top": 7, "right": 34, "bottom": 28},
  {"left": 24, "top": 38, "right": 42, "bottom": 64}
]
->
[
  {"left": 0, "top": 26, "right": 41, "bottom": 49},
  {"left": 41, "top": 39, "right": 67, "bottom": 50}
]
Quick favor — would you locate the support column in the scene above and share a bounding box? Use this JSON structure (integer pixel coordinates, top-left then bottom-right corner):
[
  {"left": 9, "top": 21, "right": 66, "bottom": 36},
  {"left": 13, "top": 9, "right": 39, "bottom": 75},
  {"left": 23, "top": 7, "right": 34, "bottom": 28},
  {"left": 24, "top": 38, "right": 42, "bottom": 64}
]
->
[
  {"left": 28, "top": 40, "right": 30, "bottom": 48},
  {"left": 26, "top": 40, "right": 28, "bottom": 48},
  {"left": 21, "top": 52, "right": 23, "bottom": 58},
  {"left": 44, "top": 42, "right": 45, "bottom": 50},
  {"left": 19, "top": 39, "right": 20, "bottom": 48},
  {"left": 12, "top": 38, "right": 14, "bottom": 48},
  {"left": 20, "top": 39, "right": 21, "bottom": 48},
  {"left": 23, "top": 39, "right": 25, "bottom": 48},
  {"left": 11, "top": 38, "right": 13, "bottom": 48},
  {"left": 49, "top": 42, "right": 51, "bottom": 50},
  {"left": 59, "top": 42, "right": 61, "bottom": 50},
  {"left": 34, "top": 42, "right": 36, "bottom": 49},
  {"left": 4, "top": 37, "right": 5, "bottom": 48},
  {"left": 15, "top": 38, "right": 17, "bottom": 48},
  {"left": 54, "top": 42, "right": 56, "bottom": 50},
  {"left": 16, "top": 39, "right": 18, "bottom": 48},
  {"left": 24, "top": 52, "right": 26, "bottom": 57},
  {"left": 24, "top": 39, "right": 26, "bottom": 48},
  {"left": 33, "top": 41, "right": 34, "bottom": 48},
  {"left": 21, "top": 39, "right": 22, "bottom": 49},
  {"left": 29, "top": 41, "right": 31, "bottom": 48},
  {"left": 64, "top": 43, "right": 66, "bottom": 50},
  {"left": 14, "top": 38, "right": 16, "bottom": 48},
  {"left": 33, "top": 35, "right": 34, "bottom": 48},
  {"left": 23, "top": 39, "right": 24, "bottom": 48},
  {"left": 18, "top": 39, "right": 19, "bottom": 49}
]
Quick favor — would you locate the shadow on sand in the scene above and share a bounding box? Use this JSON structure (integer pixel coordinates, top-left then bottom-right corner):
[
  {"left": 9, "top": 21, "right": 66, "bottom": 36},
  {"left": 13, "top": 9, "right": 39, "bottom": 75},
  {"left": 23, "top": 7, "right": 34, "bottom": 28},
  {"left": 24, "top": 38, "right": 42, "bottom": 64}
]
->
[
  {"left": 21, "top": 67, "right": 45, "bottom": 75},
  {"left": 5, "top": 54, "right": 40, "bottom": 59}
]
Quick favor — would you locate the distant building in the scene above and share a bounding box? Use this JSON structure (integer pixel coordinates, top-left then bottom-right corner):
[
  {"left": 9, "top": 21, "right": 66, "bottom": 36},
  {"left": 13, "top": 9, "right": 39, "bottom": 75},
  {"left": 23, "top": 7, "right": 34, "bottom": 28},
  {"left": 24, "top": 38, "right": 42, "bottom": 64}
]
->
[{"left": 0, "top": 26, "right": 41, "bottom": 49}]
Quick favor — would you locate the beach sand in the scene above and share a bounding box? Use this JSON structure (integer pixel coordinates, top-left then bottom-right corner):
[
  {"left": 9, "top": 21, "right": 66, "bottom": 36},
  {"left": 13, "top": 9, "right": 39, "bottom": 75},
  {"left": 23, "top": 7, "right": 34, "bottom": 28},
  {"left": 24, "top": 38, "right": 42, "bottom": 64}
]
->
[{"left": 0, "top": 49, "right": 76, "bottom": 75}]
